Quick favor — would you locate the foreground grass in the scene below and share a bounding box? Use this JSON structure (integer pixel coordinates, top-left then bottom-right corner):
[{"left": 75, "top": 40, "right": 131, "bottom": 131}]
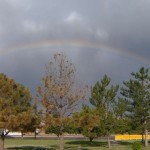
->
[{"left": 5, "top": 138, "right": 150, "bottom": 150}]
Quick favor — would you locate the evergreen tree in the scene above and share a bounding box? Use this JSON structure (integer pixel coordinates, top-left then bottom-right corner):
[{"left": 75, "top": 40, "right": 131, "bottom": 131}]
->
[
  {"left": 72, "top": 105, "right": 100, "bottom": 142},
  {"left": 0, "top": 73, "right": 33, "bottom": 150},
  {"left": 90, "top": 75, "right": 118, "bottom": 148},
  {"left": 120, "top": 67, "right": 150, "bottom": 146},
  {"left": 112, "top": 97, "right": 130, "bottom": 134}
]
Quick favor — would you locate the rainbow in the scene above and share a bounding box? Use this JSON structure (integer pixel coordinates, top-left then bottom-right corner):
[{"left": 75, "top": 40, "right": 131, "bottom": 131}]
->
[{"left": 0, "top": 39, "right": 149, "bottom": 65}]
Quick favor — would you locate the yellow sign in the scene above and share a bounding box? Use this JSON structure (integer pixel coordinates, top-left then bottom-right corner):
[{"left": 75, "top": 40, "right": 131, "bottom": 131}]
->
[{"left": 115, "top": 134, "right": 150, "bottom": 140}]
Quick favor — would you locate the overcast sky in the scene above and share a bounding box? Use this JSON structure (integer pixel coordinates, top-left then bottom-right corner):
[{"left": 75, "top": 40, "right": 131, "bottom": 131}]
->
[{"left": 0, "top": 0, "right": 149, "bottom": 94}]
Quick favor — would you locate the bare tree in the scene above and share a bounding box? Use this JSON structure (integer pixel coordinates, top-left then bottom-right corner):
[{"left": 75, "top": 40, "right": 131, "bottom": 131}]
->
[{"left": 37, "top": 53, "right": 87, "bottom": 150}]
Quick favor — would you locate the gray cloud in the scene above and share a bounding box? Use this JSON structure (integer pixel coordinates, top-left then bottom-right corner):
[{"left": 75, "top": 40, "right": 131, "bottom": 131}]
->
[{"left": 0, "top": 0, "right": 149, "bottom": 93}]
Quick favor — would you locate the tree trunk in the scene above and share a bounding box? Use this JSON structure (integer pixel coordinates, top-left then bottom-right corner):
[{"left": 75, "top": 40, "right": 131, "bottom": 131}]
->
[
  {"left": 34, "top": 130, "right": 37, "bottom": 139},
  {"left": 59, "top": 134, "right": 64, "bottom": 150},
  {"left": 21, "top": 131, "right": 24, "bottom": 139},
  {"left": 145, "top": 129, "right": 148, "bottom": 147},
  {"left": 0, "top": 135, "right": 5, "bottom": 150},
  {"left": 59, "top": 97, "right": 64, "bottom": 150},
  {"left": 107, "top": 136, "right": 111, "bottom": 148},
  {"left": 57, "top": 135, "right": 60, "bottom": 140},
  {"left": 89, "top": 137, "right": 93, "bottom": 143},
  {"left": 141, "top": 132, "right": 144, "bottom": 144}
]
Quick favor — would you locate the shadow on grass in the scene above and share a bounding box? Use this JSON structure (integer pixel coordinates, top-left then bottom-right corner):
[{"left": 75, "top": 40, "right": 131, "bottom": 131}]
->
[
  {"left": 66, "top": 140, "right": 107, "bottom": 147},
  {"left": 67, "top": 140, "right": 135, "bottom": 148},
  {"left": 49, "top": 144, "right": 88, "bottom": 150},
  {"left": 116, "top": 140, "right": 136, "bottom": 146},
  {"left": 6, "top": 140, "right": 137, "bottom": 150},
  {"left": 7, "top": 145, "right": 88, "bottom": 150},
  {"left": 7, "top": 146, "right": 54, "bottom": 150},
  {"left": 64, "top": 145, "right": 88, "bottom": 150}
]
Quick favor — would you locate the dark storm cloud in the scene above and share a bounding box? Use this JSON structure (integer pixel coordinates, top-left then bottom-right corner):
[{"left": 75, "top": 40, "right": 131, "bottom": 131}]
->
[
  {"left": 104, "top": 1, "right": 150, "bottom": 58},
  {"left": 0, "top": 0, "right": 149, "bottom": 92}
]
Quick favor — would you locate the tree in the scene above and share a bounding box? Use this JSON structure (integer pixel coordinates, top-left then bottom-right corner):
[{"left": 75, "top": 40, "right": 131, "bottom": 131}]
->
[
  {"left": 72, "top": 105, "right": 100, "bottom": 143},
  {"left": 45, "top": 116, "right": 74, "bottom": 139},
  {"left": 120, "top": 67, "right": 150, "bottom": 146},
  {"left": 37, "top": 53, "right": 87, "bottom": 150},
  {"left": 30, "top": 99, "right": 42, "bottom": 139},
  {"left": 90, "top": 75, "right": 118, "bottom": 148},
  {"left": 0, "top": 73, "right": 33, "bottom": 150},
  {"left": 18, "top": 99, "right": 42, "bottom": 139},
  {"left": 112, "top": 97, "right": 130, "bottom": 134}
]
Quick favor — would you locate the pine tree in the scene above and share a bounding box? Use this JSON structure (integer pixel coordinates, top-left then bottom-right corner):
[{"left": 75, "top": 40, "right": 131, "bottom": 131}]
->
[
  {"left": 90, "top": 75, "right": 118, "bottom": 148},
  {"left": 0, "top": 73, "right": 33, "bottom": 150},
  {"left": 120, "top": 67, "right": 150, "bottom": 146},
  {"left": 72, "top": 105, "right": 100, "bottom": 143}
]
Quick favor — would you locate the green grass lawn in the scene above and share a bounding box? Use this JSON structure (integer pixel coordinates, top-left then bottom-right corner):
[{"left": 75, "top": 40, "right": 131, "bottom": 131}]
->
[{"left": 4, "top": 138, "right": 150, "bottom": 150}]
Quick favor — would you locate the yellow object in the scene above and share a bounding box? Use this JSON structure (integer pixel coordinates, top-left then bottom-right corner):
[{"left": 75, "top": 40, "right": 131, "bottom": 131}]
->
[{"left": 115, "top": 134, "right": 150, "bottom": 140}]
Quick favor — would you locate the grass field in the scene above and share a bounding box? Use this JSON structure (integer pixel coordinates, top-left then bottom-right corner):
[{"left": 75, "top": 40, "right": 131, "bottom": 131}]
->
[{"left": 4, "top": 138, "right": 150, "bottom": 150}]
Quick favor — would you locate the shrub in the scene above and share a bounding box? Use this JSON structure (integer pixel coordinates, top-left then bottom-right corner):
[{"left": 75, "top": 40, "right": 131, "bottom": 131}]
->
[{"left": 132, "top": 142, "right": 142, "bottom": 150}]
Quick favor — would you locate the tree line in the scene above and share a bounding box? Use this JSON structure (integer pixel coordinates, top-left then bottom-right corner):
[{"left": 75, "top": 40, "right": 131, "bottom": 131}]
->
[{"left": 0, "top": 53, "right": 149, "bottom": 150}]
